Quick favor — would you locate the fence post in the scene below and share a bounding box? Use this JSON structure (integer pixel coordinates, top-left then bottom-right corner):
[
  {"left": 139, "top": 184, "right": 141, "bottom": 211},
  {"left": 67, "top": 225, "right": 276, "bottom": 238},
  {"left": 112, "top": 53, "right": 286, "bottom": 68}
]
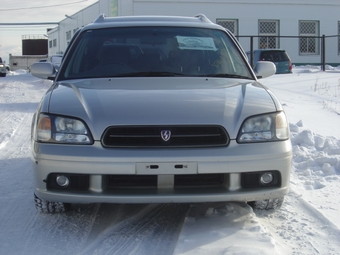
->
[
  {"left": 250, "top": 36, "right": 254, "bottom": 67},
  {"left": 321, "top": 35, "right": 326, "bottom": 71}
]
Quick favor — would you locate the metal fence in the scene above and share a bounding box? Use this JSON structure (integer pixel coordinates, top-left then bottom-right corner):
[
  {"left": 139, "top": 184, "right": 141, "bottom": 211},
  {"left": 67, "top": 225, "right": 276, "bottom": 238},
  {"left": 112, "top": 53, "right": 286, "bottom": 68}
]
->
[{"left": 237, "top": 35, "right": 340, "bottom": 71}]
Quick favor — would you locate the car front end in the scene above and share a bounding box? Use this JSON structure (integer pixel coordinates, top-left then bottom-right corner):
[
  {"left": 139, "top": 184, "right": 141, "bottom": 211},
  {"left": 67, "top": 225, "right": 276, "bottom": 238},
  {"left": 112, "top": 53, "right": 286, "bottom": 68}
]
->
[
  {"left": 30, "top": 14, "right": 291, "bottom": 212},
  {"left": 0, "top": 63, "right": 7, "bottom": 77},
  {"left": 31, "top": 77, "right": 291, "bottom": 205}
]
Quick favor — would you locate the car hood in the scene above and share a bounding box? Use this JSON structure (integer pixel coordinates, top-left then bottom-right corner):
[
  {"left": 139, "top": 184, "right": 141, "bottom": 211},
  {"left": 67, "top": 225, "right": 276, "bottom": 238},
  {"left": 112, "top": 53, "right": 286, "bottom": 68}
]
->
[{"left": 47, "top": 77, "right": 277, "bottom": 139}]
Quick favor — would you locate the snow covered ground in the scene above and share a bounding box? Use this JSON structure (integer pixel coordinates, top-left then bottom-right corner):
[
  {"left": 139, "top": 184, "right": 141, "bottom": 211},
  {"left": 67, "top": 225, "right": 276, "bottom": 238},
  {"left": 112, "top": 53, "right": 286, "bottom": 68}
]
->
[{"left": 0, "top": 67, "right": 339, "bottom": 255}]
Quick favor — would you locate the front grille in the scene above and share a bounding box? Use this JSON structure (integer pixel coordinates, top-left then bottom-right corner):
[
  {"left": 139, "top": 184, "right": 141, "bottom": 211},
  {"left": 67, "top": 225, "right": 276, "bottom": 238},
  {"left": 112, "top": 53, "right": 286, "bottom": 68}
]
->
[
  {"left": 102, "top": 125, "right": 229, "bottom": 147},
  {"left": 106, "top": 175, "right": 157, "bottom": 188},
  {"left": 105, "top": 174, "right": 225, "bottom": 189},
  {"left": 175, "top": 174, "right": 225, "bottom": 187}
]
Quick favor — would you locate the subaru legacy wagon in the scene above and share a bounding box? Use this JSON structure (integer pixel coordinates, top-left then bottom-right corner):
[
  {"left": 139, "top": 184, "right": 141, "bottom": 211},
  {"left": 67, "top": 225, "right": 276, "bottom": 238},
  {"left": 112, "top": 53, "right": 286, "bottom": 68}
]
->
[{"left": 30, "top": 14, "right": 292, "bottom": 213}]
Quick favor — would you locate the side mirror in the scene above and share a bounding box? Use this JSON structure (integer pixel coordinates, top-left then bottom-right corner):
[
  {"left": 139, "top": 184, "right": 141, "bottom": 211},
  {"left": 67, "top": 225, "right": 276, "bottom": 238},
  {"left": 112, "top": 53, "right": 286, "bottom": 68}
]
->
[
  {"left": 254, "top": 61, "right": 276, "bottom": 79},
  {"left": 30, "top": 62, "right": 56, "bottom": 80}
]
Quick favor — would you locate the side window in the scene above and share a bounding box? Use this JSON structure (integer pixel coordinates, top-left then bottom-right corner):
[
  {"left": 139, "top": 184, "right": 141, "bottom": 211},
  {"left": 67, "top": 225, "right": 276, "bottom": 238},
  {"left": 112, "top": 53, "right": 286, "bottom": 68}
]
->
[{"left": 219, "top": 36, "right": 249, "bottom": 76}]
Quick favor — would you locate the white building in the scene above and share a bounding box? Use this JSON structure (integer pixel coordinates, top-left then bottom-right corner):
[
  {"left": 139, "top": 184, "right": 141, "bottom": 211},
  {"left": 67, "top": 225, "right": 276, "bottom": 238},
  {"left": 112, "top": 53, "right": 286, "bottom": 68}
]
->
[{"left": 48, "top": 0, "right": 340, "bottom": 65}]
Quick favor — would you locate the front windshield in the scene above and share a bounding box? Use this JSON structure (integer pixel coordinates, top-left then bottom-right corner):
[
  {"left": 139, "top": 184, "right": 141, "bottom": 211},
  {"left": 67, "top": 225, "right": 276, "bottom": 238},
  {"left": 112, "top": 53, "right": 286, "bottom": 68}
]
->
[{"left": 60, "top": 26, "right": 253, "bottom": 80}]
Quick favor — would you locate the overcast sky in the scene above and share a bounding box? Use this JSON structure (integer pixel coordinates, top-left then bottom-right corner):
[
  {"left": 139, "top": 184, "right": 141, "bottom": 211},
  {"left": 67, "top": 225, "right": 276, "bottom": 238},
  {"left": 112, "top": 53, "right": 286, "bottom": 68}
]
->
[{"left": 0, "top": 0, "right": 98, "bottom": 63}]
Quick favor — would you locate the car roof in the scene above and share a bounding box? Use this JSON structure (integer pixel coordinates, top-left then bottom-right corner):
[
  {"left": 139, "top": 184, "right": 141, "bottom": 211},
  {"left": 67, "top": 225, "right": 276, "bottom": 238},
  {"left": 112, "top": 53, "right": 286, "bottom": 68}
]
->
[{"left": 82, "top": 14, "right": 224, "bottom": 31}]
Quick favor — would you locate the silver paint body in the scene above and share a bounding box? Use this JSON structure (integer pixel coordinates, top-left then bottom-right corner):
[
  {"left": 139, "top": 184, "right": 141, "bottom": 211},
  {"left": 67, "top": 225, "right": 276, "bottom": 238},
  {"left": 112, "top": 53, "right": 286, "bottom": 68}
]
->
[{"left": 31, "top": 15, "right": 291, "bottom": 204}]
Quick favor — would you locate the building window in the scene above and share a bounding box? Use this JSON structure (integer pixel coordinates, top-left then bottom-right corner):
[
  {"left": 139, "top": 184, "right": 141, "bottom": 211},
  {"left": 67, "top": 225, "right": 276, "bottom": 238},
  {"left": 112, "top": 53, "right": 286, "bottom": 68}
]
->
[
  {"left": 216, "top": 19, "right": 238, "bottom": 36},
  {"left": 53, "top": 39, "right": 57, "bottom": 47},
  {"left": 49, "top": 40, "right": 52, "bottom": 48},
  {"left": 258, "top": 20, "right": 279, "bottom": 49},
  {"left": 299, "top": 20, "right": 319, "bottom": 55},
  {"left": 66, "top": 30, "right": 72, "bottom": 41}
]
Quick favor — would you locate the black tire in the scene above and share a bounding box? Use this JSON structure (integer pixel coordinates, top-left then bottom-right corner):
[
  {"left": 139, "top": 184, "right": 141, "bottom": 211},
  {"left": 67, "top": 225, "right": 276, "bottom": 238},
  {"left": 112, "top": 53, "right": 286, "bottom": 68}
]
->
[
  {"left": 248, "top": 197, "right": 284, "bottom": 211},
  {"left": 34, "top": 194, "right": 70, "bottom": 213}
]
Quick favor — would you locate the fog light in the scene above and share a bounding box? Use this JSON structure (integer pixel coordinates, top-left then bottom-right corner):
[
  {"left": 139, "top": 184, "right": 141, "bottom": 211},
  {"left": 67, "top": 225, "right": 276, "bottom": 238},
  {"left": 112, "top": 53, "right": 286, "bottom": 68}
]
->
[
  {"left": 260, "top": 172, "right": 274, "bottom": 185},
  {"left": 56, "top": 175, "right": 69, "bottom": 187}
]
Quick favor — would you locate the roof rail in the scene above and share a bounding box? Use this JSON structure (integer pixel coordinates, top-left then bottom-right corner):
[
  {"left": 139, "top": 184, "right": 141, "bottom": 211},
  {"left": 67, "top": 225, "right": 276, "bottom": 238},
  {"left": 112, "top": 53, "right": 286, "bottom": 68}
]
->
[
  {"left": 94, "top": 14, "right": 105, "bottom": 23},
  {"left": 194, "top": 14, "right": 212, "bottom": 23},
  {"left": 93, "top": 13, "right": 212, "bottom": 24}
]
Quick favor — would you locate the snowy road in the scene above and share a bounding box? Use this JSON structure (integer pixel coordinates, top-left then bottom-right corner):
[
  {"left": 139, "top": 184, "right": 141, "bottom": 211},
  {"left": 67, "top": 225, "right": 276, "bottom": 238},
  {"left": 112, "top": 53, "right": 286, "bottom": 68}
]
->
[{"left": 0, "top": 69, "right": 339, "bottom": 255}]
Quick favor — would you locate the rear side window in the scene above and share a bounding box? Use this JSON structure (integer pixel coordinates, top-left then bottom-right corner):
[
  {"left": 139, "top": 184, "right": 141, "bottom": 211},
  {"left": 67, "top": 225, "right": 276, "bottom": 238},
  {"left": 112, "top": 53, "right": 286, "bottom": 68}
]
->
[{"left": 259, "top": 51, "right": 289, "bottom": 62}]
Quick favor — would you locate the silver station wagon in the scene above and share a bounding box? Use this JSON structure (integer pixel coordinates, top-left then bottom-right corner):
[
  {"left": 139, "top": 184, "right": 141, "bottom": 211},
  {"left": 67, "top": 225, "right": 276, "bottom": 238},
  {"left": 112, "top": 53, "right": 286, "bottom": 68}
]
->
[{"left": 30, "top": 14, "right": 292, "bottom": 213}]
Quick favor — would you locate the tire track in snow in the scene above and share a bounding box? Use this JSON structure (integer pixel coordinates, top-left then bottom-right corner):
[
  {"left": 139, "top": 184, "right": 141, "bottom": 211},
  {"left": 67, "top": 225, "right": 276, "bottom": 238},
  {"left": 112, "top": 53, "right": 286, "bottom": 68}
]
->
[
  {"left": 0, "top": 112, "right": 16, "bottom": 150},
  {"left": 0, "top": 112, "right": 31, "bottom": 159},
  {"left": 255, "top": 188, "right": 340, "bottom": 255},
  {"left": 0, "top": 111, "right": 34, "bottom": 202},
  {"left": 0, "top": 76, "right": 100, "bottom": 255},
  {"left": 79, "top": 203, "right": 190, "bottom": 255},
  {"left": 17, "top": 204, "right": 100, "bottom": 255}
]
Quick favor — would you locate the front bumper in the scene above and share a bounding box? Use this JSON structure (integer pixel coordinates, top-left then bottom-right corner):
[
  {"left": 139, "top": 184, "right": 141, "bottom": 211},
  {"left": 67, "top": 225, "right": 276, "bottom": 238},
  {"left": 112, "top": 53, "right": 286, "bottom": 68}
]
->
[{"left": 32, "top": 140, "right": 292, "bottom": 204}]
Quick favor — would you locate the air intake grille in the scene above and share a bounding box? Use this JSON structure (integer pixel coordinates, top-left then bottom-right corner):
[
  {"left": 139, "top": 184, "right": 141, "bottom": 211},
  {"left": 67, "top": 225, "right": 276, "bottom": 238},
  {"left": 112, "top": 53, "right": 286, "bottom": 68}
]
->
[
  {"left": 175, "top": 174, "right": 225, "bottom": 187},
  {"left": 102, "top": 125, "right": 229, "bottom": 147},
  {"left": 105, "top": 174, "right": 225, "bottom": 189}
]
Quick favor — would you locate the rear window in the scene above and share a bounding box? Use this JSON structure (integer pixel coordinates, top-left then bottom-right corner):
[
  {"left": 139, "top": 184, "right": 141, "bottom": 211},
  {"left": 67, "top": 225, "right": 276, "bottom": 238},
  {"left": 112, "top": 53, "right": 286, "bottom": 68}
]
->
[
  {"left": 259, "top": 51, "right": 289, "bottom": 62},
  {"left": 58, "top": 26, "right": 252, "bottom": 80}
]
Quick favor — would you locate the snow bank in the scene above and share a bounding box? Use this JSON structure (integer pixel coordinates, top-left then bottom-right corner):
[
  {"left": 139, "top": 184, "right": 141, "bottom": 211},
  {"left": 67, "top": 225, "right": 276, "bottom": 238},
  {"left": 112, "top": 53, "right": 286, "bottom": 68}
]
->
[{"left": 290, "top": 121, "right": 340, "bottom": 188}]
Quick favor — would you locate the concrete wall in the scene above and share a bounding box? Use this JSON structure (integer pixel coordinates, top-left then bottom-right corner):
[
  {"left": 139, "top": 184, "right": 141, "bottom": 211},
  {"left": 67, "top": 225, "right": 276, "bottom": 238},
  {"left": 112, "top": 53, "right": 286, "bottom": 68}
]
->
[{"left": 9, "top": 54, "right": 47, "bottom": 71}]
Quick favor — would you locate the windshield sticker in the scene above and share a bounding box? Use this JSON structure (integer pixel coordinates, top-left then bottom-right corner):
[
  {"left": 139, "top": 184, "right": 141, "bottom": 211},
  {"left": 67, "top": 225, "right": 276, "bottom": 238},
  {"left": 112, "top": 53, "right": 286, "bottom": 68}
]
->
[{"left": 176, "top": 36, "right": 217, "bottom": 51}]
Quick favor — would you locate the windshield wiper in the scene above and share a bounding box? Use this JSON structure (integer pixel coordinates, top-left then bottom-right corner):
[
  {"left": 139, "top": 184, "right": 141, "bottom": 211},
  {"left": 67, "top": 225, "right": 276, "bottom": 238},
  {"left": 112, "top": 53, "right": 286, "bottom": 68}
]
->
[
  {"left": 120, "top": 71, "right": 185, "bottom": 77},
  {"left": 204, "top": 74, "right": 252, "bottom": 80}
]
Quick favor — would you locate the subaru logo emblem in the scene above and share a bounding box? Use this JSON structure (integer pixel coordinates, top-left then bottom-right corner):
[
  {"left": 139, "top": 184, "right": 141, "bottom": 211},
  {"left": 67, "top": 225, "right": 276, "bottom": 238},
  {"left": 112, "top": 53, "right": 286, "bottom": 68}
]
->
[{"left": 161, "top": 130, "right": 171, "bottom": 142}]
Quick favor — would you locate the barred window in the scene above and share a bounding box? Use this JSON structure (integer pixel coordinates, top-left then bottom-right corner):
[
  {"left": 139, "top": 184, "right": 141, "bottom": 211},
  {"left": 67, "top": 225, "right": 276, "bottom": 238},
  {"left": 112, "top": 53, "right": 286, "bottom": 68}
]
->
[
  {"left": 216, "top": 19, "right": 238, "bottom": 36},
  {"left": 299, "top": 20, "right": 319, "bottom": 55},
  {"left": 258, "top": 20, "right": 279, "bottom": 49}
]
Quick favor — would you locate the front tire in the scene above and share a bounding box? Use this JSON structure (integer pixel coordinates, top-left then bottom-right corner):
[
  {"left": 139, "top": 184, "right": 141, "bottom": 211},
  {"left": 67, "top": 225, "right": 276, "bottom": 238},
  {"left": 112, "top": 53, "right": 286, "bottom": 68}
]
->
[
  {"left": 34, "top": 194, "right": 70, "bottom": 213},
  {"left": 248, "top": 197, "right": 284, "bottom": 211}
]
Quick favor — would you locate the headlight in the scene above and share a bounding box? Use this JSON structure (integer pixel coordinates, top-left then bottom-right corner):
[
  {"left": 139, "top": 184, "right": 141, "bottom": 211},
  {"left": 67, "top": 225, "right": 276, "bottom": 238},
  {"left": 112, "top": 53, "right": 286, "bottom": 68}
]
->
[
  {"left": 35, "top": 114, "right": 93, "bottom": 144},
  {"left": 237, "top": 112, "right": 289, "bottom": 143}
]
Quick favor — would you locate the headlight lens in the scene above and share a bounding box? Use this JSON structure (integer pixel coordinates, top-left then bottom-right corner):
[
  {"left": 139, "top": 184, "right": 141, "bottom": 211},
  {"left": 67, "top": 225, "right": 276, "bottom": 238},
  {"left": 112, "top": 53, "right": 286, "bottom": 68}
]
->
[
  {"left": 35, "top": 114, "right": 93, "bottom": 144},
  {"left": 238, "top": 112, "right": 289, "bottom": 143}
]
